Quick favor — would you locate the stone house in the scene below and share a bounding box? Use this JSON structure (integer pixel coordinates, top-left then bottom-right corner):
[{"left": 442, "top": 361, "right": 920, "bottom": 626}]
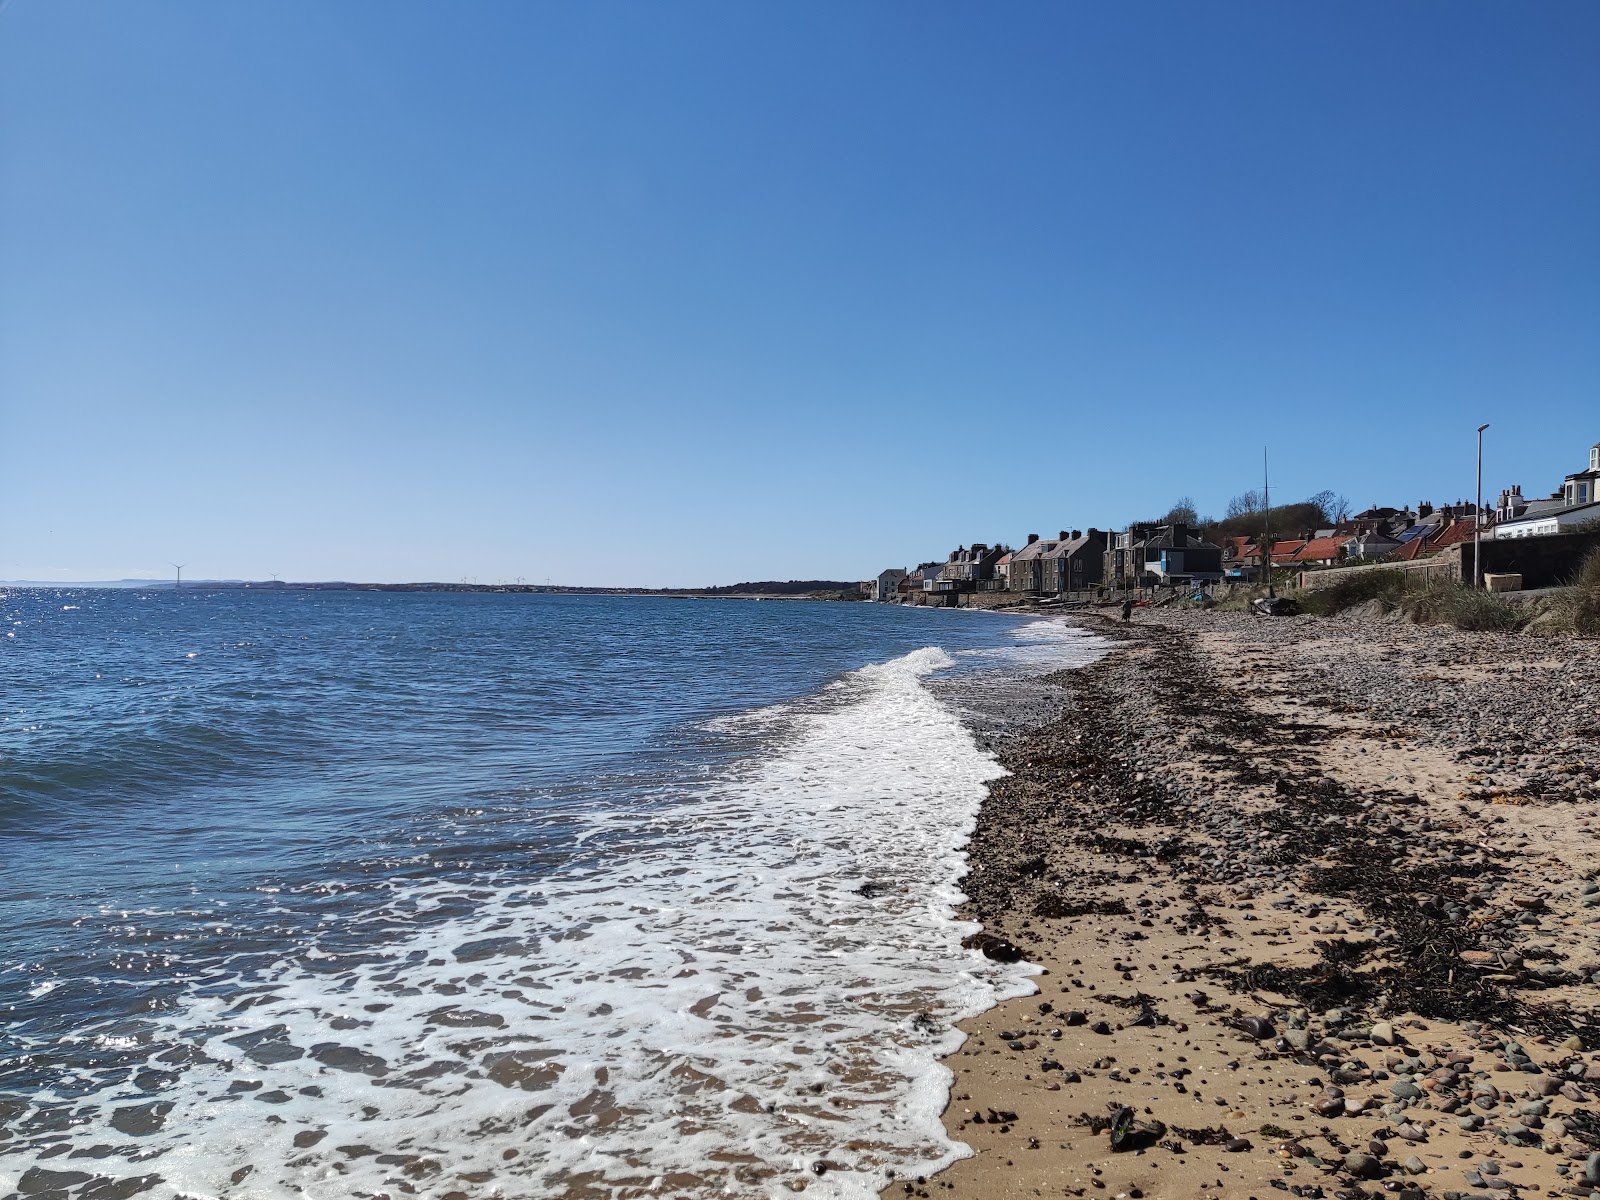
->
[
  {"left": 1008, "top": 533, "right": 1059, "bottom": 594},
  {"left": 938, "top": 543, "right": 1011, "bottom": 592},
  {"left": 1041, "top": 529, "right": 1108, "bottom": 594}
]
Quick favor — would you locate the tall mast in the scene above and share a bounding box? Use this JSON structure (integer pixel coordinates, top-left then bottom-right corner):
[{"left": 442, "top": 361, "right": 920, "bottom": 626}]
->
[{"left": 1263, "top": 448, "right": 1274, "bottom": 599}]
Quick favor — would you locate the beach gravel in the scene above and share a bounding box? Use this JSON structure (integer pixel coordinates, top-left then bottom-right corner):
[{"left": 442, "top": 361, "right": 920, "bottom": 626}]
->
[{"left": 887, "top": 606, "right": 1600, "bottom": 1200}]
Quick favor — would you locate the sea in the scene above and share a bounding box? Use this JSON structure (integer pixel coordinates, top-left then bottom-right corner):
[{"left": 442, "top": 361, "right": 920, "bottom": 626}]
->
[{"left": 0, "top": 590, "right": 1106, "bottom": 1200}]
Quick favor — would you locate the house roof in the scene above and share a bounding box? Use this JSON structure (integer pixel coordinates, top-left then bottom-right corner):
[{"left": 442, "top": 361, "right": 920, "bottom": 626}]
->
[
  {"left": 1388, "top": 517, "right": 1480, "bottom": 561},
  {"left": 1293, "top": 536, "right": 1353, "bottom": 562},
  {"left": 1499, "top": 497, "right": 1600, "bottom": 530},
  {"left": 1393, "top": 537, "right": 1429, "bottom": 561},
  {"left": 1141, "top": 527, "right": 1222, "bottom": 550},
  {"left": 1430, "top": 518, "right": 1482, "bottom": 548},
  {"left": 1041, "top": 532, "right": 1098, "bottom": 560},
  {"left": 1010, "top": 538, "right": 1057, "bottom": 562}
]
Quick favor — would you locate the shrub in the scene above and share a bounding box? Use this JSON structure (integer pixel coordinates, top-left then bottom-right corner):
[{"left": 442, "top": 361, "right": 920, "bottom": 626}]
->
[
  {"left": 1403, "top": 581, "right": 1529, "bottom": 632},
  {"left": 1545, "top": 548, "right": 1600, "bottom": 636},
  {"left": 1298, "top": 568, "right": 1407, "bottom": 617}
]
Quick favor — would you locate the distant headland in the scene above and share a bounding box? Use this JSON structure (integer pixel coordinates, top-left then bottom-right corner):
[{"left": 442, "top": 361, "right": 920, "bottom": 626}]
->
[{"left": 1, "top": 579, "right": 867, "bottom": 600}]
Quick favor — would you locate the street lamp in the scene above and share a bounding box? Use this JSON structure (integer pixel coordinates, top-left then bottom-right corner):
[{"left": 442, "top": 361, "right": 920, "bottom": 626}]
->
[{"left": 1475, "top": 423, "right": 1490, "bottom": 589}]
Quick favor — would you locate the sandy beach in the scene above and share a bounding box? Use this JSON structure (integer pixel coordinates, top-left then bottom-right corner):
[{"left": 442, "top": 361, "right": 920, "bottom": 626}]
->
[{"left": 891, "top": 608, "right": 1600, "bottom": 1200}]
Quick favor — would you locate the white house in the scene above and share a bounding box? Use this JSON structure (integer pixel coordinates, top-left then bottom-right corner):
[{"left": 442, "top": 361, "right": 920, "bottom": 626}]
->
[
  {"left": 872, "top": 568, "right": 908, "bottom": 602},
  {"left": 1494, "top": 440, "right": 1600, "bottom": 538}
]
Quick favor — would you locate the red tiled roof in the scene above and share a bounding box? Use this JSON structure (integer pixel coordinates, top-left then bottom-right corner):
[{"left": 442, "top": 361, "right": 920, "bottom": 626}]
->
[
  {"left": 1269, "top": 539, "right": 1307, "bottom": 564},
  {"left": 1392, "top": 535, "right": 1429, "bottom": 561},
  {"left": 1387, "top": 518, "right": 1482, "bottom": 561},
  {"left": 1293, "top": 536, "right": 1353, "bottom": 563},
  {"left": 1430, "top": 517, "right": 1483, "bottom": 548},
  {"left": 1224, "top": 536, "right": 1256, "bottom": 558}
]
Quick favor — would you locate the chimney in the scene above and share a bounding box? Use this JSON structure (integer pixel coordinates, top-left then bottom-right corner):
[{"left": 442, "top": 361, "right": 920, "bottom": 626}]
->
[
  {"left": 1072, "top": 529, "right": 1081, "bottom": 539},
  {"left": 1059, "top": 530, "right": 1070, "bottom": 541},
  {"left": 1419, "top": 500, "right": 1433, "bottom": 519},
  {"left": 1026, "top": 533, "right": 1039, "bottom": 545}
]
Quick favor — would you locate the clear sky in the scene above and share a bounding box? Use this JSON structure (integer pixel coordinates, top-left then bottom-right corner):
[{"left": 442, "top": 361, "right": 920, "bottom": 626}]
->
[{"left": 4, "top": 1, "right": 1596, "bottom": 585}]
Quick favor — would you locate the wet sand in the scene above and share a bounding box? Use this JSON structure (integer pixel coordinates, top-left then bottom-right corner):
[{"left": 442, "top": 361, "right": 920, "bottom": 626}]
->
[{"left": 890, "top": 609, "right": 1600, "bottom": 1200}]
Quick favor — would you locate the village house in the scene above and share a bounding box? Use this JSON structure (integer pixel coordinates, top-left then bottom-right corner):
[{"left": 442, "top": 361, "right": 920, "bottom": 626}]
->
[
  {"left": 1291, "top": 536, "right": 1353, "bottom": 567},
  {"left": 1115, "top": 523, "right": 1224, "bottom": 587},
  {"left": 1007, "top": 533, "right": 1059, "bottom": 594},
  {"left": 870, "top": 568, "right": 907, "bottom": 602},
  {"left": 1041, "top": 529, "right": 1108, "bottom": 594},
  {"left": 1495, "top": 441, "right": 1600, "bottom": 538},
  {"left": 935, "top": 543, "right": 1011, "bottom": 593},
  {"left": 1348, "top": 530, "right": 1402, "bottom": 559},
  {"left": 907, "top": 562, "right": 943, "bottom": 596},
  {"left": 1222, "top": 536, "right": 1259, "bottom": 581},
  {"left": 1269, "top": 539, "right": 1308, "bottom": 567},
  {"left": 1391, "top": 509, "right": 1481, "bottom": 562},
  {"left": 993, "top": 550, "right": 1013, "bottom": 589}
]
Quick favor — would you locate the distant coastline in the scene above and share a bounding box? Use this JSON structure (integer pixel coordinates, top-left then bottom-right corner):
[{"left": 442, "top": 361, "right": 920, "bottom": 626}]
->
[{"left": 0, "top": 578, "right": 867, "bottom": 600}]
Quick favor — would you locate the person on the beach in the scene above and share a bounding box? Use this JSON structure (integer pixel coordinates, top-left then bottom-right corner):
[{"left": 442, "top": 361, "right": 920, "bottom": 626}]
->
[{"left": 1121, "top": 597, "right": 1134, "bottom": 622}]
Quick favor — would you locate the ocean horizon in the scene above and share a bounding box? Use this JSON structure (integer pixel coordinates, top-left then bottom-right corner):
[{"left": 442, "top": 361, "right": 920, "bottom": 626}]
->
[{"left": 1, "top": 590, "right": 1105, "bottom": 1199}]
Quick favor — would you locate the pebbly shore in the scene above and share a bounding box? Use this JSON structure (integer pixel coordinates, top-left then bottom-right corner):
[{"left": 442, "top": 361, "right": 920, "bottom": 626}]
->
[{"left": 890, "top": 608, "right": 1600, "bottom": 1200}]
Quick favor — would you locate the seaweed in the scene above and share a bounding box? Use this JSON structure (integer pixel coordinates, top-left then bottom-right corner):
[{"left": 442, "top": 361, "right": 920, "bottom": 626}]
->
[{"left": 1033, "top": 895, "right": 1129, "bottom": 919}]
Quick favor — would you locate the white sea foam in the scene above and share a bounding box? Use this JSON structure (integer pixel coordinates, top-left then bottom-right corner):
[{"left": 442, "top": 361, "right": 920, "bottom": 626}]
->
[{"left": 1, "top": 628, "right": 1104, "bottom": 1199}]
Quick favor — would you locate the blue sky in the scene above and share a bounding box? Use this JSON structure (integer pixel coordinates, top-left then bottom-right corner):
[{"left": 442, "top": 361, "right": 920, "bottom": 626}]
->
[{"left": 4, "top": 1, "right": 1596, "bottom": 585}]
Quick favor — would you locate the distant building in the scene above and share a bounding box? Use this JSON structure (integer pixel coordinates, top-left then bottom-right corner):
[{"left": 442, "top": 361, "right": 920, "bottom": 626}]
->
[
  {"left": 1348, "top": 530, "right": 1402, "bottom": 559},
  {"left": 871, "top": 568, "right": 908, "bottom": 602},
  {"left": 993, "top": 551, "right": 1013, "bottom": 589},
  {"left": 1565, "top": 442, "right": 1600, "bottom": 508},
  {"left": 1269, "top": 539, "right": 1309, "bottom": 567},
  {"left": 1008, "top": 533, "right": 1059, "bottom": 594},
  {"left": 1041, "top": 529, "right": 1108, "bottom": 594},
  {"left": 1118, "top": 523, "right": 1223, "bottom": 587},
  {"left": 1292, "top": 536, "right": 1353, "bottom": 567},
  {"left": 937, "top": 543, "right": 1011, "bottom": 592},
  {"left": 1495, "top": 440, "right": 1600, "bottom": 538}
]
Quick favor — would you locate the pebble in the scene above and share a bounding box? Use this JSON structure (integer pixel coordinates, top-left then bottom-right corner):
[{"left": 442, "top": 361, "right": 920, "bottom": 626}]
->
[{"left": 1344, "top": 1151, "right": 1382, "bottom": 1178}]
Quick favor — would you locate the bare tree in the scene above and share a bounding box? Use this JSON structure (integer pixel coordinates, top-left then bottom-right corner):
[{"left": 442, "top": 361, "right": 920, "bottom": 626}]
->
[
  {"left": 1225, "top": 490, "right": 1264, "bottom": 520},
  {"left": 1162, "top": 496, "right": 1200, "bottom": 525},
  {"left": 1306, "top": 490, "right": 1352, "bottom": 527}
]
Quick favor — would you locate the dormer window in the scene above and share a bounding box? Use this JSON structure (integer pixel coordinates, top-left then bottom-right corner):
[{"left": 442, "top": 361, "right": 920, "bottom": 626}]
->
[{"left": 1591, "top": 443, "right": 1600, "bottom": 472}]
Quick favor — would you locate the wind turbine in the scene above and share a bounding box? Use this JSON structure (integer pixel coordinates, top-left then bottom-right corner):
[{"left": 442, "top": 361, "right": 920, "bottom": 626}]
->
[{"left": 172, "top": 563, "right": 186, "bottom": 590}]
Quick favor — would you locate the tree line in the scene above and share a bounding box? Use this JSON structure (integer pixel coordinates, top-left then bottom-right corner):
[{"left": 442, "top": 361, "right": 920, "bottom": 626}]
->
[{"left": 1150, "top": 489, "right": 1353, "bottom": 544}]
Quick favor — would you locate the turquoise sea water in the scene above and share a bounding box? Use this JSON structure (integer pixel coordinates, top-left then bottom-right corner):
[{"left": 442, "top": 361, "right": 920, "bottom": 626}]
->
[{"left": 1, "top": 591, "right": 1102, "bottom": 1199}]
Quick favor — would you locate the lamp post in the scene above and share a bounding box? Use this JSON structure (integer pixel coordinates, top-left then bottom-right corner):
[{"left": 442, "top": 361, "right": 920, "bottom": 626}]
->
[{"left": 1475, "top": 423, "right": 1490, "bottom": 589}]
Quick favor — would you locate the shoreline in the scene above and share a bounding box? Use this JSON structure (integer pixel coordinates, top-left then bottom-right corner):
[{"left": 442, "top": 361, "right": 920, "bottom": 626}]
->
[{"left": 892, "top": 608, "right": 1600, "bottom": 1200}]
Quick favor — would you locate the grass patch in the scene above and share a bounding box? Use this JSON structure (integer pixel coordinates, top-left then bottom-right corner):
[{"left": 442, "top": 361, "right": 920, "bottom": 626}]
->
[
  {"left": 1297, "top": 568, "right": 1406, "bottom": 616},
  {"left": 1542, "top": 548, "right": 1600, "bottom": 636},
  {"left": 1403, "top": 581, "right": 1529, "bottom": 632}
]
